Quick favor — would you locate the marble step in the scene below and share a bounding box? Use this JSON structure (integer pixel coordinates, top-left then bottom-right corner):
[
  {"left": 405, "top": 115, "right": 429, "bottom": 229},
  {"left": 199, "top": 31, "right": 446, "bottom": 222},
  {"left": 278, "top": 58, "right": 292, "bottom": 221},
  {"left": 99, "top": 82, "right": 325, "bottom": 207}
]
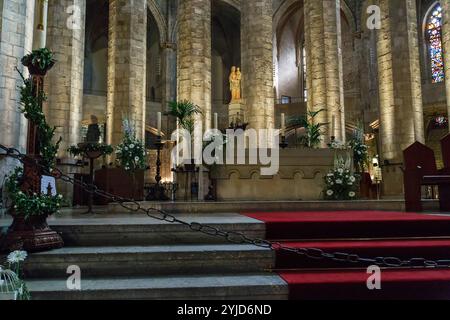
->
[
  {"left": 43, "top": 213, "right": 265, "bottom": 246},
  {"left": 26, "top": 274, "right": 289, "bottom": 300},
  {"left": 23, "top": 244, "right": 274, "bottom": 278}
]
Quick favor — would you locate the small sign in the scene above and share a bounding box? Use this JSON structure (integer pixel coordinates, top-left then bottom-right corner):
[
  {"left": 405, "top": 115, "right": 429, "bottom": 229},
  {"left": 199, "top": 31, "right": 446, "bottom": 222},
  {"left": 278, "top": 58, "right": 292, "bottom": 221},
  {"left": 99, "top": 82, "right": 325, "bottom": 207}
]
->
[{"left": 41, "top": 175, "right": 57, "bottom": 196}]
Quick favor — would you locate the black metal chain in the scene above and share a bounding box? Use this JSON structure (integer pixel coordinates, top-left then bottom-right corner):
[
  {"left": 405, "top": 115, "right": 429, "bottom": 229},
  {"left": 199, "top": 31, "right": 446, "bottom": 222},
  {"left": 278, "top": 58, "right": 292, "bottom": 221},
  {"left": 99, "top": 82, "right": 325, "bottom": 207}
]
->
[{"left": 1, "top": 143, "right": 450, "bottom": 269}]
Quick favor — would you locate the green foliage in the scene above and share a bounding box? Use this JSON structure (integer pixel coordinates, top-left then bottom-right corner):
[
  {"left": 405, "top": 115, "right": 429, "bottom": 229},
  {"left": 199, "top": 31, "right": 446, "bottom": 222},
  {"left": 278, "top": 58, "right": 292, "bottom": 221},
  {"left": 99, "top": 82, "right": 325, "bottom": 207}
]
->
[
  {"left": 21, "top": 48, "right": 55, "bottom": 73},
  {"left": 67, "top": 144, "right": 113, "bottom": 158},
  {"left": 323, "top": 156, "right": 359, "bottom": 201},
  {"left": 288, "top": 109, "right": 326, "bottom": 148},
  {"left": 17, "top": 68, "right": 61, "bottom": 171},
  {"left": 168, "top": 100, "right": 202, "bottom": 134},
  {"left": 5, "top": 168, "right": 63, "bottom": 219}
]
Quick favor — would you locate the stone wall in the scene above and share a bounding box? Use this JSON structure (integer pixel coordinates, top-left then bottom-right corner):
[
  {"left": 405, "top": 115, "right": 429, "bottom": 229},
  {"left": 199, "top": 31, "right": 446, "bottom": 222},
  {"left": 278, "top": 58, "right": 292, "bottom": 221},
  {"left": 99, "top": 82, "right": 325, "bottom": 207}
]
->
[{"left": 0, "top": 0, "right": 34, "bottom": 180}]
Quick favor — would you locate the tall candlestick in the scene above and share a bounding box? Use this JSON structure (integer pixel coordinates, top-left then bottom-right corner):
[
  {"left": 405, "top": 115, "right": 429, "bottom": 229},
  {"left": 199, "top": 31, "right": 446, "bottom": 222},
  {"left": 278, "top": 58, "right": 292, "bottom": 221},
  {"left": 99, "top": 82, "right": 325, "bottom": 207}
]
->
[
  {"left": 281, "top": 113, "right": 286, "bottom": 137},
  {"left": 214, "top": 113, "right": 218, "bottom": 130},
  {"left": 157, "top": 112, "right": 162, "bottom": 137}
]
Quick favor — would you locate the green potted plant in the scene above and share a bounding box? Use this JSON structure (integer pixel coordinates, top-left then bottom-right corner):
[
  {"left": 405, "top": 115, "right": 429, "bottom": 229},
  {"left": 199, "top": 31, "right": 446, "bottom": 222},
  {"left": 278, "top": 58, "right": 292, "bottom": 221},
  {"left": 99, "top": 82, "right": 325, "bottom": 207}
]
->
[
  {"left": 68, "top": 143, "right": 114, "bottom": 160},
  {"left": 21, "top": 48, "right": 56, "bottom": 76},
  {"left": 288, "top": 109, "right": 326, "bottom": 148},
  {"left": 167, "top": 100, "right": 202, "bottom": 171}
]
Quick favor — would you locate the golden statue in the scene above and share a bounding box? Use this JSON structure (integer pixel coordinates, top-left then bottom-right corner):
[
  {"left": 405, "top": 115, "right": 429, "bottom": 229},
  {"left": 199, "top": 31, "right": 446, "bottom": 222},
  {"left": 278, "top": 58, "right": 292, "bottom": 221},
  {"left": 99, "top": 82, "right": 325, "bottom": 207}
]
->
[{"left": 229, "top": 66, "right": 242, "bottom": 102}]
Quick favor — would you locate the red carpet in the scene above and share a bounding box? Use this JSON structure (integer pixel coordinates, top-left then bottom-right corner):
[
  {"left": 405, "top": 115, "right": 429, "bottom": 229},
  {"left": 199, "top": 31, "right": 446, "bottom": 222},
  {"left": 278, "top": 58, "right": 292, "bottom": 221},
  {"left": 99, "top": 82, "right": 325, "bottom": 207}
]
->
[
  {"left": 279, "top": 269, "right": 450, "bottom": 300},
  {"left": 245, "top": 211, "right": 450, "bottom": 239},
  {"left": 245, "top": 211, "right": 450, "bottom": 300}
]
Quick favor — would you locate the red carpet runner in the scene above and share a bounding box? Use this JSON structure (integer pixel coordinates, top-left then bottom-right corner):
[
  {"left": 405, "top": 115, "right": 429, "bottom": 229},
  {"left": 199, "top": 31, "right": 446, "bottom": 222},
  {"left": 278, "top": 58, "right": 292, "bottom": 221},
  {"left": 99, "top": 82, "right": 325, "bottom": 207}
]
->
[{"left": 245, "top": 211, "right": 450, "bottom": 300}]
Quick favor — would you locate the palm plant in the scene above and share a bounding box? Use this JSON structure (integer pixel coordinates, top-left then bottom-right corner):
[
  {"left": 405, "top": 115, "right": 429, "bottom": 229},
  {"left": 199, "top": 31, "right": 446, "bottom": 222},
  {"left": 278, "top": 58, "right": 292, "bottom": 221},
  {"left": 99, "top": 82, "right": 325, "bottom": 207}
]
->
[
  {"left": 167, "top": 100, "right": 202, "bottom": 134},
  {"left": 288, "top": 109, "right": 326, "bottom": 148}
]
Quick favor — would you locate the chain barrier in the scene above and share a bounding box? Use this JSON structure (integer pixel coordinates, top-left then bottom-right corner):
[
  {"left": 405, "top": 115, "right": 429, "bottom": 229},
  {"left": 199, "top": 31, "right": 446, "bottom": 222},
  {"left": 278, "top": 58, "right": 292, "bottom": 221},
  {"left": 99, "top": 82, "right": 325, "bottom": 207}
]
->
[{"left": 1, "top": 143, "right": 450, "bottom": 269}]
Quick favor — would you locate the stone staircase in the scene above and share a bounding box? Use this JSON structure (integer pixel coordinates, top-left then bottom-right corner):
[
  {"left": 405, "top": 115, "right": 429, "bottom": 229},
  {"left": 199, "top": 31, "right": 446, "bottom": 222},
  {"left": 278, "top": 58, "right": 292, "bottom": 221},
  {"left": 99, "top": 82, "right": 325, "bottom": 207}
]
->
[{"left": 19, "top": 213, "right": 288, "bottom": 300}]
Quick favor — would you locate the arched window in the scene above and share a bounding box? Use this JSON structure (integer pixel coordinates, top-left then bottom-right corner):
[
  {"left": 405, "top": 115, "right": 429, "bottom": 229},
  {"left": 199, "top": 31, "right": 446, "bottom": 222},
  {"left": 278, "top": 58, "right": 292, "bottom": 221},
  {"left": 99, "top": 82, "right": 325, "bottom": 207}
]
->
[{"left": 427, "top": 4, "right": 444, "bottom": 83}]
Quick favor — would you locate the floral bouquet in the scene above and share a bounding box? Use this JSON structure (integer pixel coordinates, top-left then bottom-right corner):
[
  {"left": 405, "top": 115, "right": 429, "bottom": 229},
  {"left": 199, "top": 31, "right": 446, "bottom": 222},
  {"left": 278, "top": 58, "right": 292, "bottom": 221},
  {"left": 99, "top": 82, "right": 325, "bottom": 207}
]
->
[
  {"left": 324, "top": 156, "right": 359, "bottom": 200},
  {"left": 349, "top": 123, "right": 369, "bottom": 172},
  {"left": 5, "top": 168, "right": 63, "bottom": 219},
  {"left": 115, "top": 118, "right": 147, "bottom": 172}
]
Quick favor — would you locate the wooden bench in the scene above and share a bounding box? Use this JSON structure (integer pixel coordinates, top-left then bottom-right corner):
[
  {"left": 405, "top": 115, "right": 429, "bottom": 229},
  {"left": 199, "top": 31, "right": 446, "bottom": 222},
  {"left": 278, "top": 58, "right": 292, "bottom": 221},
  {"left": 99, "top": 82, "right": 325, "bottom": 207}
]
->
[{"left": 403, "top": 140, "right": 450, "bottom": 212}]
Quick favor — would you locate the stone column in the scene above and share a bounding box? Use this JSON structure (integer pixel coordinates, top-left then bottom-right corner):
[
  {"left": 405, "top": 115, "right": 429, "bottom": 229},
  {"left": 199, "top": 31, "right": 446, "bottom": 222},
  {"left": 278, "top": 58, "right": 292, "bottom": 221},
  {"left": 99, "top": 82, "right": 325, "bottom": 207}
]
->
[
  {"left": 0, "top": 0, "right": 34, "bottom": 178},
  {"left": 442, "top": 0, "right": 450, "bottom": 131},
  {"left": 161, "top": 42, "right": 177, "bottom": 132},
  {"left": 177, "top": 0, "right": 212, "bottom": 131},
  {"left": 107, "top": 0, "right": 147, "bottom": 146},
  {"left": 304, "top": 0, "right": 345, "bottom": 144},
  {"left": 45, "top": 0, "right": 86, "bottom": 155},
  {"left": 241, "top": 0, "right": 274, "bottom": 132},
  {"left": 376, "top": 0, "right": 424, "bottom": 197}
]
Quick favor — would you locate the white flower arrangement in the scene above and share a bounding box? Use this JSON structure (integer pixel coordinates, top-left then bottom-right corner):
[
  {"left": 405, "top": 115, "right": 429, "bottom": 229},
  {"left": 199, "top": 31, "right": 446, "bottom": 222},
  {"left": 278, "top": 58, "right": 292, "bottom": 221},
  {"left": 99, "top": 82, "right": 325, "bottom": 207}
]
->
[
  {"left": 324, "top": 156, "right": 359, "bottom": 201},
  {"left": 116, "top": 118, "right": 147, "bottom": 172}
]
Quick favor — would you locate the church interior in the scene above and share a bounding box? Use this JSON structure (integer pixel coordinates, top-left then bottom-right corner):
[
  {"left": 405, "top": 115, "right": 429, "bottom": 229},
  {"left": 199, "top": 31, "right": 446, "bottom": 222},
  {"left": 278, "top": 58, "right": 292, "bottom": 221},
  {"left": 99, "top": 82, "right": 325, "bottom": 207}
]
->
[{"left": 1, "top": 0, "right": 450, "bottom": 301}]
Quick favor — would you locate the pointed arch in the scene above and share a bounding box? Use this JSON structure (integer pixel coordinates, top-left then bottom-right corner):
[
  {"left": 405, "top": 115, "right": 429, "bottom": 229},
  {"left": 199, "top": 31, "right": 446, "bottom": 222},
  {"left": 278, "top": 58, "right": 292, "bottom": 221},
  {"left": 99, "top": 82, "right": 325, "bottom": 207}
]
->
[{"left": 147, "top": 0, "right": 168, "bottom": 43}]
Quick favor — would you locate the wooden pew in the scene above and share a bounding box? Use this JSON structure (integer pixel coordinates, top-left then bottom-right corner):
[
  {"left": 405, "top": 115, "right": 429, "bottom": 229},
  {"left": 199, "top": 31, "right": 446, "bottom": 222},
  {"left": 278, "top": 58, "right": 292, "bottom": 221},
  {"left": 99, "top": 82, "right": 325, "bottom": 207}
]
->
[{"left": 404, "top": 141, "right": 450, "bottom": 212}]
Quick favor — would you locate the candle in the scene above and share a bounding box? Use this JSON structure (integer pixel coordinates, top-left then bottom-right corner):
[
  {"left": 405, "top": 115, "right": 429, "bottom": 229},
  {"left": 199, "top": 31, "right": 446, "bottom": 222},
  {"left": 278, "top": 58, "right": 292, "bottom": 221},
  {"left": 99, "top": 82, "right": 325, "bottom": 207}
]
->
[
  {"left": 214, "top": 113, "right": 218, "bottom": 130},
  {"left": 281, "top": 113, "right": 286, "bottom": 137},
  {"left": 157, "top": 112, "right": 162, "bottom": 137}
]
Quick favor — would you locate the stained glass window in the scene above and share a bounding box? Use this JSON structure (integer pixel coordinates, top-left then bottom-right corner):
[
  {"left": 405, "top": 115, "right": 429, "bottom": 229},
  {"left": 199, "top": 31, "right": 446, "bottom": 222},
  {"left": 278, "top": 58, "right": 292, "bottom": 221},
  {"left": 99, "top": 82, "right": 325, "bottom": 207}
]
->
[{"left": 427, "top": 4, "right": 445, "bottom": 83}]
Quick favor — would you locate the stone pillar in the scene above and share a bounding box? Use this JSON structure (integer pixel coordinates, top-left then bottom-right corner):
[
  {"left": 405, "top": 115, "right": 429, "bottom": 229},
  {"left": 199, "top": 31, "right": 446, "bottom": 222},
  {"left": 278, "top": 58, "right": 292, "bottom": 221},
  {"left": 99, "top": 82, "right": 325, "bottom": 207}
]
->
[
  {"left": 177, "top": 0, "right": 212, "bottom": 131},
  {"left": 376, "top": 0, "right": 424, "bottom": 197},
  {"left": 45, "top": 0, "right": 86, "bottom": 155},
  {"left": 32, "top": 0, "right": 48, "bottom": 49},
  {"left": 442, "top": 0, "right": 450, "bottom": 131},
  {"left": 107, "top": 0, "right": 147, "bottom": 146},
  {"left": 161, "top": 42, "right": 177, "bottom": 132},
  {"left": 241, "top": 0, "right": 274, "bottom": 132},
  {"left": 304, "top": 0, "right": 345, "bottom": 144},
  {"left": 0, "top": 0, "right": 34, "bottom": 178}
]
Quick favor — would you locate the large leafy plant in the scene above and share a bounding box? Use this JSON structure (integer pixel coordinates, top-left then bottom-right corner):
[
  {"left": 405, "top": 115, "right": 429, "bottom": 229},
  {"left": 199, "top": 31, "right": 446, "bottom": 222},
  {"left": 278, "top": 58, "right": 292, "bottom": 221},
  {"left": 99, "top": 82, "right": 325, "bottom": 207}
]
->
[
  {"left": 288, "top": 109, "right": 326, "bottom": 148},
  {"left": 17, "top": 66, "right": 61, "bottom": 171},
  {"left": 167, "top": 100, "right": 202, "bottom": 135},
  {"left": 21, "top": 48, "right": 55, "bottom": 74},
  {"left": 67, "top": 144, "right": 113, "bottom": 158}
]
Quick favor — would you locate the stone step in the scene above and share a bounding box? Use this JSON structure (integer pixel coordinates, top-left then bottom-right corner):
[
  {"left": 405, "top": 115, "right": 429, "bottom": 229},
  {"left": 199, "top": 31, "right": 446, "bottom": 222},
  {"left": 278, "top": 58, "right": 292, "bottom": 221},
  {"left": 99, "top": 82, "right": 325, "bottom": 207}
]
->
[
  {"left": 42, "top": 213, "right": 265, "bottom": 246},
  {"left": 108, "top": 200, "right": 408, "bottom": 214},
  {"left": 23, "top": 244, "right": 274, "bottom": 278},
  {"left": 26, "top": 274, "right": 288, "bottom": 300}
]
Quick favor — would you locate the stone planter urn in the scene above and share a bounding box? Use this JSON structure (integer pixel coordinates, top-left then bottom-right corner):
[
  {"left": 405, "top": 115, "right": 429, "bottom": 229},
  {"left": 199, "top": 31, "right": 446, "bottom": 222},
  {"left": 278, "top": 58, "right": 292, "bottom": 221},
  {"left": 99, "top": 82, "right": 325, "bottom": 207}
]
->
[{"left": 2, "top": 212, "right": 63, "bottom": 253}]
